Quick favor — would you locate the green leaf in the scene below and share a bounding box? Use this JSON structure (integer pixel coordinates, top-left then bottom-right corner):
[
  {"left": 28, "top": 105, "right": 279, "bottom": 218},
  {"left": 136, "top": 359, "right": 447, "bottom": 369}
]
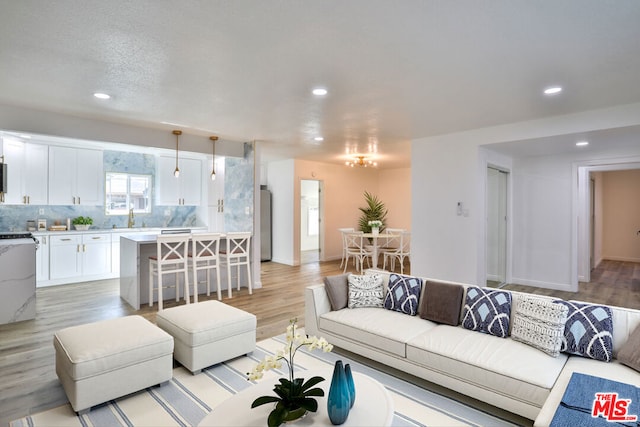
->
[
  {"left": 268, "top": 403, "right": 287, "bottom": 427},
  {"left": 300, "top": 376, "right": 325, "bottom": 392},
  {"left": 358, "top": 191, "right": 388, "bottom": 233},
  {"left": 251, "top": 395, "right": 281, "bottom": 408},
  {"left": 303, "top": 387, "right": 324, "bottom": 397}
]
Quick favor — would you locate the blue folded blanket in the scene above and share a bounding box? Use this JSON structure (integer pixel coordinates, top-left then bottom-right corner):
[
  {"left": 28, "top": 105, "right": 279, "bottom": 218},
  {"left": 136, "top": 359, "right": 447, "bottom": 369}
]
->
[{"left": 551, "top": 372, "right": 639, "bottom": 427}]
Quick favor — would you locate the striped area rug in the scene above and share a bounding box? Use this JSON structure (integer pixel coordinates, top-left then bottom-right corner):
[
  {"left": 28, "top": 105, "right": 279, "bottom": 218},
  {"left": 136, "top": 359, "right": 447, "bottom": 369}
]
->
[{"left": 11, "top": 335, "right": 518, "bottom": 427}]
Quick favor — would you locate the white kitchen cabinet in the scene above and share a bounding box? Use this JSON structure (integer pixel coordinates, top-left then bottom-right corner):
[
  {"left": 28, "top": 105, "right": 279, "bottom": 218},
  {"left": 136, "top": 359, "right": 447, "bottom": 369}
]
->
[
  {"left": 35, "top": 234, "right": 50, "bottom": 285},
  {"left": 208, "top": 156, "right": 225, "bottom": 231},
  {"left": 49, "top": 234, "right": 82, "bottom": 280},
  {"left": 49, "top": 232, "right": 111, "bottom": 280},
  {"left": 156, "top": 156, "right": 202, "bottom": 206},
  {"left": 82, "top": 233, "right": 111, "bottom": 276},
  {"left": 48, "top": 146, "right": 103, "bottom": 205},
  {"left": 1, "top": 140, "right": 48, "bottom": 205}
]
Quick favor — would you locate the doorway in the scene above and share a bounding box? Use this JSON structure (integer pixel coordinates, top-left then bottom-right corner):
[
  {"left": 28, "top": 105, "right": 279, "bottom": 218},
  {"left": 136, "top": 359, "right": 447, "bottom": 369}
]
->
[
  {"left": 300, "top": 180, "right": 321, "bottom": 264},
  {"left": 486, "top": 166, "right": 509, "bottom": 287}
]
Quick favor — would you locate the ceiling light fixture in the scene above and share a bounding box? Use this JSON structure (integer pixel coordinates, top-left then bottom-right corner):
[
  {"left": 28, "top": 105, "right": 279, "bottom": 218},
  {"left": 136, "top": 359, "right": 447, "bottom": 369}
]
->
[
  {"left": 312, "top": 88, "right": 328, "bottom": 96},
  {"left": 314, "top": 136, "right": 324, "bottom": 142},
  {"left": 576, "top": 141, "right": 589, "bottom": 147},
  {"left": 172, "top": 130, "right": 182, "bottom": 177},
  {"left": 544, "top": 86, "right": 562, "bottom": 95},
  {"left": 209, "top": 135, "right": 218, "bottom": 181},
  {"left": 345, "top": 155, "right": 377, "bottom": 168},
  {"left": 93, "top": 92, "right": 111, "bottom": 99}
]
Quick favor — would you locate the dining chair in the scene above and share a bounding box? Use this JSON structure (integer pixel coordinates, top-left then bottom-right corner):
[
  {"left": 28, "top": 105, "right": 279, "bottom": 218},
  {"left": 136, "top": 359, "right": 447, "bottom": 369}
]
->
[
  {"left": 337, "top": 227, "right": 355, "bottom": 269},
  {"left": 219, "top": 232, "right": 252, "bottom": 298},
  {"left": 343, "top": 232, "right": 373, "bottom": 273},
  {"left": 382, "top": 230, "right": 411, "bottom": 274},
  {"left": 380, "top": 228, "right": 404, "bottom": 251},
  {"left": 189, "top": 233, "right": 222, "bottom": 302},
  {"left": 148, "top": 233, "right": 191, "bottom": 310}
]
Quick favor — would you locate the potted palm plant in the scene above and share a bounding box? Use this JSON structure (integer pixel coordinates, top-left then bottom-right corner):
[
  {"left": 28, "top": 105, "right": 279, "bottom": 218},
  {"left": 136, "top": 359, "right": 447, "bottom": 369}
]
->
[{"left": 358, "top": 191, "right": 388, "bottom": 234}]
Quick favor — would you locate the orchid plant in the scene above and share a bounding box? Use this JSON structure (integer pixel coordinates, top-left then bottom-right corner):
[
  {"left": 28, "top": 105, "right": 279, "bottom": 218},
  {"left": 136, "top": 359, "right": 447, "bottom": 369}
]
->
[{"left": 248, "top": 319, "right": 333, "bottom": 426}]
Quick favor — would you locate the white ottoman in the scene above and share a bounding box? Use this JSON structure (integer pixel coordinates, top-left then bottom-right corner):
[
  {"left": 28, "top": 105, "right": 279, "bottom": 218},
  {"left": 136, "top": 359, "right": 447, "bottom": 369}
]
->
[
  {"left": 156, "top": 300, "right": 257, "bottom": 373},
  {"left": 54, "top": 315, "right": 174, "bottom": 414}
]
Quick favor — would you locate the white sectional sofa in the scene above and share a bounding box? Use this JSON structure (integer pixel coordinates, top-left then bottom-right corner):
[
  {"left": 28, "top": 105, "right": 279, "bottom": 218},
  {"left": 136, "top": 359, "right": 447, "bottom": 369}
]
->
[{"left": 304, "top": 271, "right": 640, "bottom": 424}]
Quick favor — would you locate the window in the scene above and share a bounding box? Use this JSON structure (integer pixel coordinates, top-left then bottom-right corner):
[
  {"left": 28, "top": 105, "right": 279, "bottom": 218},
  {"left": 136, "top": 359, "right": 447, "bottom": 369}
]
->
[{"left": 105, "top": 173, "right": 151, "bottom": 215}]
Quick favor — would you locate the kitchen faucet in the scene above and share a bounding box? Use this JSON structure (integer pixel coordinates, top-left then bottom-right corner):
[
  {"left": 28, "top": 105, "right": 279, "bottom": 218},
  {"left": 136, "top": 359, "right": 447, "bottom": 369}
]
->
[{"left": 128, "top": 208, "right": 135, "bottom": 228}]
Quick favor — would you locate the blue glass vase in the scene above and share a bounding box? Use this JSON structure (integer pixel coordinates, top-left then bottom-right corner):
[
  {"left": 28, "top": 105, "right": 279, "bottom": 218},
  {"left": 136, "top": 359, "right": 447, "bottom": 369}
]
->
[
  {"left": 327, "top": 360, "right": 350, "bottom": 425},
  {"left": 344, "top": 363, "right": 356, "bottom": 408}
]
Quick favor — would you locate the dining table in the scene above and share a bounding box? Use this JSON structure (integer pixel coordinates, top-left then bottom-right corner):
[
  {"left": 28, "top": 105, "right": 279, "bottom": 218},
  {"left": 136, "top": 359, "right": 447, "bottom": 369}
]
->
[{"left": 361, "top": 232, "right": 400, "bottom": 269}]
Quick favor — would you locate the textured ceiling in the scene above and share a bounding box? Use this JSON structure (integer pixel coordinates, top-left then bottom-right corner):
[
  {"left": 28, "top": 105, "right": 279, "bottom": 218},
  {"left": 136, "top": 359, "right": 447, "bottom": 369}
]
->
[{"left": 1, "top": 1, "right": 640, "bottom": 167}]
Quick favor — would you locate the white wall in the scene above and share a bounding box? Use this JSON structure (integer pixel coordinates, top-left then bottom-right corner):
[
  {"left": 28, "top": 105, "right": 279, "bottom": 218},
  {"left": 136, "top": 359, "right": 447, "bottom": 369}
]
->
[{"left": 411, "top": 102, "right": 640, "bottom": 288}]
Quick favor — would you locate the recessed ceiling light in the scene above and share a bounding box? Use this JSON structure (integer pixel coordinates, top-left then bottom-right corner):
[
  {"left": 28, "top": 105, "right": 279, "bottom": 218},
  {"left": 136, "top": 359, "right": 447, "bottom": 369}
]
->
[
  {"left": 576, "top": 141, "right": 589, "bottom": 146},
  {"left": 314, "top": 136, "right": 324, "bottom": 142},
  {"left": 544, "top": 86, "right": 562, "bottom": 95},
  {"left": 93, "top": 92, "right": 111, "bottom": 99},
  {"left": 312, "top": 88, "right": 328, "bottom": 96}
]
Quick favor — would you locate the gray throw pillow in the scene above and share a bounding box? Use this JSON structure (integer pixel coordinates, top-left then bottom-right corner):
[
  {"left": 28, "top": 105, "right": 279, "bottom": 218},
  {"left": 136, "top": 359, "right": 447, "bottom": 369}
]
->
[
  {"left": 511, "top": 296, "right": 569, "bottom": 357},
  {"left": 323, "top": 274, "right": 350, "bottom": 311},
  {"left": 348, "top": 273, "right": 384, "bottom": 309},
  {"left": 618, "top": 324, "right": 640, "bottom": 373},
  {"left": 418, "top": 281, "right": 464, "bottom": 326}
]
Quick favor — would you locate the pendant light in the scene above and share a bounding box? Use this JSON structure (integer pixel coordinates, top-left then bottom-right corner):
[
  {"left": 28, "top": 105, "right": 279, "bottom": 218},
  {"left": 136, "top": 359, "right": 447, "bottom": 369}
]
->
[
  {"left": 172, "top": 130, "right": 182, "bottom": 177},
  {"left": 209, "top": 135, "right": 218, "bottom": 181}
]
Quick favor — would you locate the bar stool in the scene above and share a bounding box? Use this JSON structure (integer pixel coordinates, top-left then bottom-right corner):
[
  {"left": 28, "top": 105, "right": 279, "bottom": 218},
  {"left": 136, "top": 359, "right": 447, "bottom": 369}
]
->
[
  {"left": 219, "top": 232, "right": 252, "bottom": 298},
  {"left": 149, "top": 233, "right": 190, "bottom": 311},
  {"left": 189, "top": 233, "right": 222, "bottom": 302}
]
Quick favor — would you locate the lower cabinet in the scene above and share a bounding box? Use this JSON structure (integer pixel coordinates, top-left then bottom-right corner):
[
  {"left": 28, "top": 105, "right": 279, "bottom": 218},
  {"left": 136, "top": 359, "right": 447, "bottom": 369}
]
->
[{"left": 48, "top": 233, "right": 111, "bottom": 282}]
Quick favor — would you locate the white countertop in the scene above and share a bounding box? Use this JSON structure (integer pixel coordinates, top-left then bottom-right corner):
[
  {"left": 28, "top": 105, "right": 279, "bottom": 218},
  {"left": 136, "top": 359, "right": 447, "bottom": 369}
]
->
[{"left": 32, "top": 226, "right": 208, "bottom": 236}]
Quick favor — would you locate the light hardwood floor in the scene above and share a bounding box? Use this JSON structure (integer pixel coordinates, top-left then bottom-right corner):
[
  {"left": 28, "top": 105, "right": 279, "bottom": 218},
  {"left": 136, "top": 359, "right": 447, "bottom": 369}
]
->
[{"left": 1, "top": 259, "right": 638, "bottom": 425}]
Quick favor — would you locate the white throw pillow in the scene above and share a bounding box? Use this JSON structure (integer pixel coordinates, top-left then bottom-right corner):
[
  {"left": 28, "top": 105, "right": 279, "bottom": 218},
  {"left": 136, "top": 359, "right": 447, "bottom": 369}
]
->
[
  {"left": 511, "top": 296, "right": 569, "bottom": 357},
  {"left": 348, "top": 273, "right": 384, "bottom": 309}
]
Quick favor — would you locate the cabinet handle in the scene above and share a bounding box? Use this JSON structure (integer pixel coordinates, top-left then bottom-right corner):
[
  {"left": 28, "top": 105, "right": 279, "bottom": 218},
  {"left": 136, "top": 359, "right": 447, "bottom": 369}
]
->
[
  {"left": 23, "top": 195, "right": 26, "bottom": 204},
  {"left": 83, "top": 244, "right": 86, "bottom": 252},
  {"left": 27, "top": 196, "right": 30, "bottom": 204},
  {"left": 92, "top": 237, "right": 101, "bottom": 240},
  {"left": 72, "top": 196, "right": 76, "bottom": 204},
  {"left": 61, "top": 238, "right": 71, "bottom": 241},
  {"left": 77, "top": 244, "right": 80, "bottom": 252},
  {"left": 78, "top": 196, "right": 81, "bottom": 204},
  {"left": 43, "top": 236, "right": 47, "bottom": 244}
]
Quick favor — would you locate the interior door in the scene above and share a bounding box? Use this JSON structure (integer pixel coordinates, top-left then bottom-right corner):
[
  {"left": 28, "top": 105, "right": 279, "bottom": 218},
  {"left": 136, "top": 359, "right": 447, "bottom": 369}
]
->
[{"left": 486, "top": 167, "right": 508, "bottom": 287}]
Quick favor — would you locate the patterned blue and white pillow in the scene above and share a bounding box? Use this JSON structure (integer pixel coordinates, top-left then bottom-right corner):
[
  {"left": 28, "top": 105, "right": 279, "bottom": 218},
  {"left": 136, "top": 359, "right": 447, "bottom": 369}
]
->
[
  {"left": 348, "top": 273, "right": 384, "bottom": 309},
  {"left": 462, "top": 287, "right": 512, "bottom": 338},
  {"left": 383, "top": 274, "right": 423, "bottom": 316},
  {"left": 554, "top": 300, "right": 614, "bottom": 362}
]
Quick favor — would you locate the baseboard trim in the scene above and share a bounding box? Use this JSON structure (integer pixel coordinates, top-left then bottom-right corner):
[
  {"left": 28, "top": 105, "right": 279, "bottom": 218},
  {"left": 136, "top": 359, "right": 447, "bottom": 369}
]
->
[
  {"left": 602, "top": 256, "right": 640, "bottom": 263},
  {"left": 510, "top": 277, "right": 575, "bottom": 292}
]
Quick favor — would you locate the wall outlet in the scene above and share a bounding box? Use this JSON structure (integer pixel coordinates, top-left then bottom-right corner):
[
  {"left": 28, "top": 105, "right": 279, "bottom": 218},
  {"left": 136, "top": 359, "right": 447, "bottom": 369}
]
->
[
  {"left": 38, "top": 208, "right": 44, "bottom": 215},
  {"left": 245, "top": 206, "right": 250, "bottom": 215}
]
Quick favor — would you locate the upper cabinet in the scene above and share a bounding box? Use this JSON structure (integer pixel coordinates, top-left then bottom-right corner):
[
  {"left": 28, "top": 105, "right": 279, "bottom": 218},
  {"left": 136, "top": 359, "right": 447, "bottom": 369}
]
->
[
  {"left": 48, "top": 146, "right": 103, "bottom": 205},
  {"left": 156, "top": 156, "right": 202, "bottom": 206},
  {"left": 1, "top": 140, "right": 48, "bottom": 205}
]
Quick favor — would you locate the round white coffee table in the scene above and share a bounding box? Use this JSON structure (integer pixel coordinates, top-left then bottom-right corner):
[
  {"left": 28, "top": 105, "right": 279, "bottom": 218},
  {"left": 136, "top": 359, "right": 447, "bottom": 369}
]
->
[{"left": 198, "top": 369, "right": 394, "bottom": 426}]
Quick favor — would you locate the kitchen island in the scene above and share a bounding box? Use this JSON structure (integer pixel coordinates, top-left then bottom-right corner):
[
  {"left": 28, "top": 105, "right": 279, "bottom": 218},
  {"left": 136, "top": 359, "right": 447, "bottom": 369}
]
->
[{"left": 120, "top": 233, "right": 251, "bottom": 310}]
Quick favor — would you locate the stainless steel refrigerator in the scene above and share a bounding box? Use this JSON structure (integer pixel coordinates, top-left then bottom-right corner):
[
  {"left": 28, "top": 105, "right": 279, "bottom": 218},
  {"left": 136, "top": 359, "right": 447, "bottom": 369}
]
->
[{"left": 260, "top": 187, "right": 272, "bottom": 261}]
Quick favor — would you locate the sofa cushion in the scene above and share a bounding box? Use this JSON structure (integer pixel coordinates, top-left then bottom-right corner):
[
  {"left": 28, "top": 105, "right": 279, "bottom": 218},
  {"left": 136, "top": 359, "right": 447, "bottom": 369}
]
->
[
  {"left": 383, "top": 273, "right": 422, "bottom": 316},
  {"left": 407, "top": 325, "right": 568, "bottom": 408},
  {"left": 511, "top": 297, "right": 568, "bottom": 357},
  {"left": 554, "top": 300, "right": 614, "bottom": 362},
  {"left": 618, "top": 324, "right": 640, "bottom": 373},
  {"left": 323, "top": 274, "right": 350, "bottom": 311},
  {"left": 462, "top": 287, "right": 511, "bottom": 338},
  {"left": 348, "top": 273, "right": 384, "bottom": 309},
  {"left": 419, "top": 280, "right": 464, "bottom": 326},
  {"left": 319, "top": 308, "right": 437, "bottom": 357}
]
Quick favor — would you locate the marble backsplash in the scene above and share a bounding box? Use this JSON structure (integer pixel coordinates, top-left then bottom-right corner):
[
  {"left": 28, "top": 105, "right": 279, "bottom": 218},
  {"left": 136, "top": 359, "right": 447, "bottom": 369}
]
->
[{"left": 0, "top": 144, "right": 254, "bottom": 233}]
